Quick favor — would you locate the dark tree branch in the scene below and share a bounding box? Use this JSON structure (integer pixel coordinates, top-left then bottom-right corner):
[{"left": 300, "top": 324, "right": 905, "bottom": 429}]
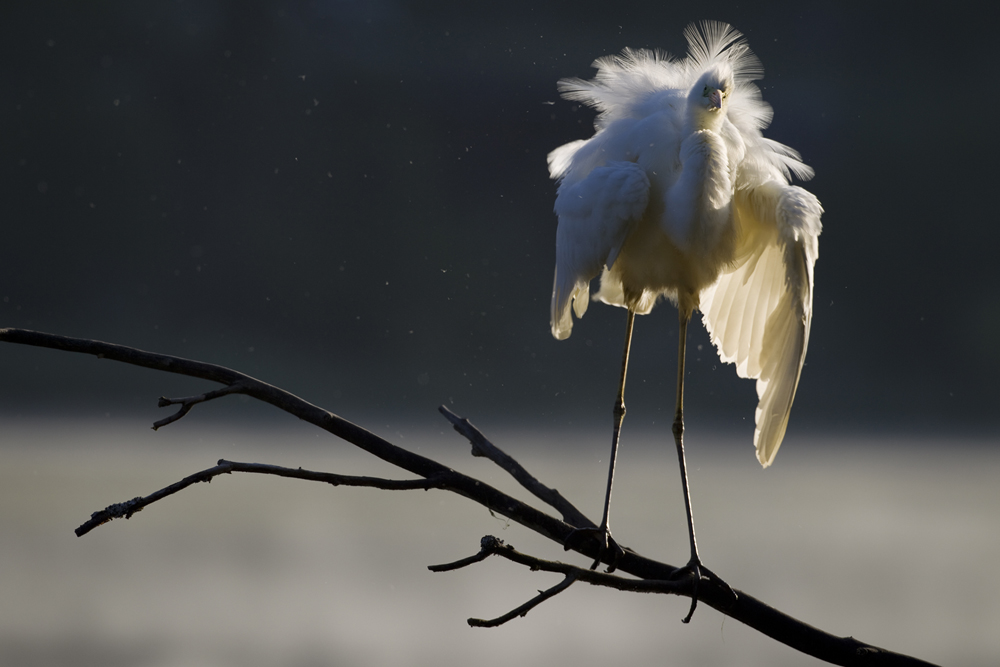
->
[
  {"left": 470, "top": 573, "right": 579, "bottom": 628},
  {"left": 76, "top": 458, "right": 445, "bottom": 536},
  {"left": 427, "top": 536, "right": 498, "bottom": 572},
  {"left": 431, "top": 535, "right": 689, "bottom": 596},
  {"left": 0, "top": 328, "right": 941, "bottom": 667},
  {"left": 431, "top": 537, "right": 726, "bottom": 630},
  {"left": 433, "top": 537, "right": 589, "bottom": 628},
  {"left": 154, "top": 385, "right": 246, "bottom": 429}
]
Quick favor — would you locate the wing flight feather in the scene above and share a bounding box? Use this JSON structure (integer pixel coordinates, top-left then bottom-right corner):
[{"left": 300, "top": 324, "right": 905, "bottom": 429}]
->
[{"left": 700, "top": 181, "right": 822, "bottom": 466}]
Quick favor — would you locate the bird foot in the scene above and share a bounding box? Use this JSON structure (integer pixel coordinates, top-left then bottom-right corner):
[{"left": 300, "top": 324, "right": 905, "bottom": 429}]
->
[
  {"left": 669, "top": 559, "right": 737, "bottom": 623},
  {"left": 563, "top": 526, "right": 626, "bottom": 572}
]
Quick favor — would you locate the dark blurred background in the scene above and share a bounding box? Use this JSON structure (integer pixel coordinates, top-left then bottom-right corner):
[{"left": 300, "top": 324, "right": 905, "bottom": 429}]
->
[
  {"left": 2, "top": 6, "right": 997, "bottom": 665},
  {"left": 2, "top": 1, "right": 998, "bottom": 440}
]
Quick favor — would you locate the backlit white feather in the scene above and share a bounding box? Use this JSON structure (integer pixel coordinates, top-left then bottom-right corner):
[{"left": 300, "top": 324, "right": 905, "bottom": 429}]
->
[{"left": 549, "top": 21, "right": 823, "bottom": 466}]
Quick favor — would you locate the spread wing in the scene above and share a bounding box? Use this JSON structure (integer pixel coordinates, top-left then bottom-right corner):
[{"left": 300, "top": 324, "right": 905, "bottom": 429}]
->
[
  {"left": 699, "top": 180, "right": 822, "bottom": 466},
  {"left": 550, "top": 161, "right": 650, "bottom": 340}
]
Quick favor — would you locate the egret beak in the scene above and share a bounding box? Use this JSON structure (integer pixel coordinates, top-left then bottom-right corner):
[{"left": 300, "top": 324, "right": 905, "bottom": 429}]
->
[{"left": 708, "top": 88, "right": 723, "bottom": 110}]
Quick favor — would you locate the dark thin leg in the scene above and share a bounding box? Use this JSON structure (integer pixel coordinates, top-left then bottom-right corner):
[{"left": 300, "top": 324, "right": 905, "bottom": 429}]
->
[
  {"left": 671, "top": 306, "right": 735, "bottom": 622},
  {"left": 597, "top": 308, "right": 635, "bottom": 545},
  {"left": 672, "top": 307, "right": 700, "bottom": 569},
  {"left": 563, "top": 308, "right": 634, "bottom": 572}
]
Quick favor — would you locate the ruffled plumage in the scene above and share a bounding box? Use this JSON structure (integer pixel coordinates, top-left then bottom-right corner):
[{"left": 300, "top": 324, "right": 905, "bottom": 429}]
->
[{"left": 549, "top": 21, "right": 823, "bottom": 466}]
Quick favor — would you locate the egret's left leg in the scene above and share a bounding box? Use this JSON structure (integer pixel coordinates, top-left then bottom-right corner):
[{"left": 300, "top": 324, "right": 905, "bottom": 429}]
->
[{"left": 563, "top": 308, "right": 634, "bottom": 572}]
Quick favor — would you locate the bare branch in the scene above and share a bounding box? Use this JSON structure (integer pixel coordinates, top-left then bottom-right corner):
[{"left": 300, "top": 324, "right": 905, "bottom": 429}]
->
[
  {"left": 441, "top": 537, "right": 941, "bottom": 666},
  {"left": 76, "top": 459, "right": 446, "bottom": 536},
  {"left": 154, "top": 385, "right": 246, "bottom": 429},
  {"left": 0, "top": 328, "right": 943, "bottom": 667},
  {"left": 432, "top": 535, "right": 690, "bottom": 595},
  {"left": 1, "top": 329, "right": 581, "bottom": 547},
  {"left": 427, "top": 535, "right": 497, "bottom": 572},
  {"left": 432, "top": 536, "right": 690, "bottom": 628},
  {"left": 469, "top": 573, "right": 579, "bottom": 628},
  {"left": 438, "top": 405, "right": 593, "bottom": 528},
  {"left": 215, "top": 460, "right": 447, "bottom": 491}
]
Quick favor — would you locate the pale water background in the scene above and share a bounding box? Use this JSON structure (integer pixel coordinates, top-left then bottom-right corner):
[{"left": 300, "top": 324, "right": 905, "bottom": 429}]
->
[{"left": 1, "top": 418, "right": 997, "bottom": 666}]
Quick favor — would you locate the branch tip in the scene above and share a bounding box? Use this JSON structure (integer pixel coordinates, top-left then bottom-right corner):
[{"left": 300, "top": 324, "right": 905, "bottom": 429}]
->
[
  {"left": 438, "top": 406, "right": 594, "bottom": 529},
  {"left": 428, "top": 535, "right": 504, "bottom": 573},
  {"left": 468, "top": 573, "right": 579, "bottom": 628}
]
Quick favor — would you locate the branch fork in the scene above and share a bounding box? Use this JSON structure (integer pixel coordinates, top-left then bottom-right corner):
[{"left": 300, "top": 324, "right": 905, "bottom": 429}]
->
[
  {"left": 429, "top": 535, "right": 693, "bottom": 628},
  {"left": 155, "top": 384, "right": 246, "bottom": 429}
]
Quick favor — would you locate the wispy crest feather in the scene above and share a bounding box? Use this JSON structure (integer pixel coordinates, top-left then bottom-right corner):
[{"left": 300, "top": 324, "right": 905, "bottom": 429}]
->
[
  {"left": 552, "top": 21, "right": 812, "bottom": 184},
  {"left": 682, "top": 21, "right": 762, "bottom": 82},
  {"left": 556, "top": 48, "right": 684, "bottom": 125}
]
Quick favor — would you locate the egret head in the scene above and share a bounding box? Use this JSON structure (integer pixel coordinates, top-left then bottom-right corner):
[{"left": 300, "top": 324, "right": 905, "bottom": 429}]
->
[{"left": 689, "top": 65, "right": 733, "bottom": 129}]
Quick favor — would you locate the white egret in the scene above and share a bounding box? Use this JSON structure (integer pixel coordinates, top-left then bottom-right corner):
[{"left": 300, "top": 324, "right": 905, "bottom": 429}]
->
[{"left": 549, "top": 21, "right": 822, "bottom": 618}]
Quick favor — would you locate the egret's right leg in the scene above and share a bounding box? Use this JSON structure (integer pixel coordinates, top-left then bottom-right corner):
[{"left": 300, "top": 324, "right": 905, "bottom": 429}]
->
[
  {"left": 563, "top": 307, "right": 635, "bottom": 572},
  {"left": 668, "top": 305, "right": 736, "bottom": 622}
]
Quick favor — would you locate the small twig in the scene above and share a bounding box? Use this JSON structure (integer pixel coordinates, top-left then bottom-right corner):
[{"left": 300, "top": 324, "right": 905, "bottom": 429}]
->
[
  {"left": 76, "top": 459, "right": 446, "bottom": 536},
  {"left": 428, "top": 535, "right": 498, "bottom": 572},
  {"left": 438, "top": 405, "right": 593, "bottom": 528},
  {"left": 469, "top": 573, "right": 579, "bottom": 628},
  {"left": 154, "top": 385, "right": 246, "bottom": 429}
]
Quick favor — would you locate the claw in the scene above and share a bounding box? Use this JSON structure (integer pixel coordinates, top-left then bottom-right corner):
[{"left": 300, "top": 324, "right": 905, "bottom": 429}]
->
[
  {"left": 563, "top": 526, "right": 625, "bottom": 572},
  {"left": 669, "top": 559, "right": 737, "bottom": 623}
]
